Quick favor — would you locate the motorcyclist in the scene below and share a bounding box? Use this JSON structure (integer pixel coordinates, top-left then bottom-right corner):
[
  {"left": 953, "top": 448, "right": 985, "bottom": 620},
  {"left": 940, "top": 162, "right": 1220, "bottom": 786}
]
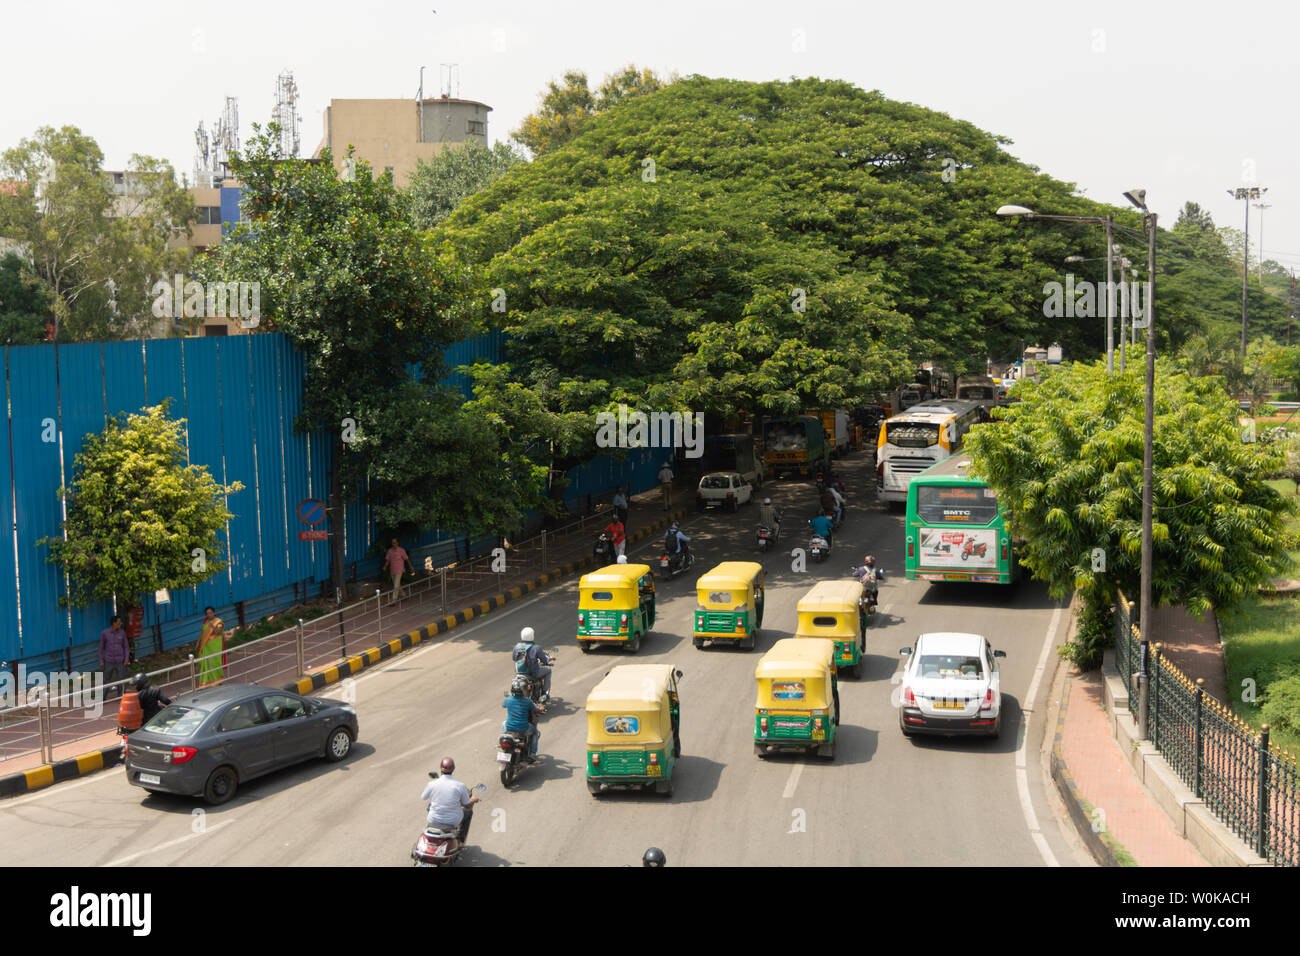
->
[
  {"left": 664, "top": 522, "right": 691, "bottom": 560},
  {"left": 512, "top": 626, "right": 555, "bottom": 700},
  {"left": 809, "top": 510, "right": 834, "bottom": 550},
  {"left": 828, "top": 484, "right": 846, "bottom": 525},
  {"left": 852, "top": 555, "right": 883, "bottom": 603},
  {"left": 133, "top": 673, "right": 171, "bottom": 723},
  {"left": 502, "top": 675, "right": 545, "bottom": 762},
  {"left": 757, "top": 498, "right": 781, "bottom": 540},
  {"left": 421, "top": 756, "right": 480, "bottom": 844}
]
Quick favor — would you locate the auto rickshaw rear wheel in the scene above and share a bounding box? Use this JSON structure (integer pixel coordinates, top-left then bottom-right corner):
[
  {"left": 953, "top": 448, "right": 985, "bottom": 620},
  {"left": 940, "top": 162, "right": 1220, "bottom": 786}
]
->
[
  {"left": 655, "top": 778, "right": 674, "bottom": 797},
  {"left": 817, "top": 742, "right": 835, "bottom": 760},
  {"left": 579, "top": 642, "right": 593, "bottom": 654},
  {"left": 627, "top": 634, "right": 640, "bottom": 653},
  {"left": 754, "top": 742, "right": 769, "bottom": 759},
  {"left": 692, "top": 637, "right": 704, "bottom": 649},
  {"left": 587, "top": 779, "right": 602, "bottom": 796}
]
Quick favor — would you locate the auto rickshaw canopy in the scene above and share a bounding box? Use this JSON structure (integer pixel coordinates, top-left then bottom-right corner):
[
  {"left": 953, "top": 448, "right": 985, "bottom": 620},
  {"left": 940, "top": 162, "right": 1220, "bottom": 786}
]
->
[
  {"left": 695, "top": 561, "right": 764, "bottom": 609},
  {"left": 754, "top": 638, "right": 835, "bottom": 709},
  {"left": 579, "top": 564, "right": 653, "bottom": 608},
  {"left": 586, "top": 664, "right": 678, "bottom": 744},
  {"left": 795, "top": 581, "right": 863, "bottom": 638}
]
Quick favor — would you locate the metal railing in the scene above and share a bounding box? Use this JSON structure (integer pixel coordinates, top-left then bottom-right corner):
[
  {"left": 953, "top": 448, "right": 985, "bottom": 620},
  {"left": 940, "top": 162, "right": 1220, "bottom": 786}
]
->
[
  {"left": 0, "top": 502, "right": 631, "bottom": 770},
  {"left": 1114, "top": 591, "right": 1300, "bottom": 866}
]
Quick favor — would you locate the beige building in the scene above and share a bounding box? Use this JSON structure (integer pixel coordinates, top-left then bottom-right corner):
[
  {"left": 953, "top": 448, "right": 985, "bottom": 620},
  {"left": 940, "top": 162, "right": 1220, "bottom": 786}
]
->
[{"left": 312, "top": 96, "right": 491, "bottom": 188}]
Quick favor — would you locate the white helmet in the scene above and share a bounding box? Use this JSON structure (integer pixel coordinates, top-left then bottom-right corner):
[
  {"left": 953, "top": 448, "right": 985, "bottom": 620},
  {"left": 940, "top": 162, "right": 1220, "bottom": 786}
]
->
[
  {"left": 617, "top": 554, "right": 628, "bottom": 564},
  {"left": 520, "top": 627, "right": 535, "bottom": 643},
  {"left": 763, "top": 498, "right": 771, "bottom": 505}
]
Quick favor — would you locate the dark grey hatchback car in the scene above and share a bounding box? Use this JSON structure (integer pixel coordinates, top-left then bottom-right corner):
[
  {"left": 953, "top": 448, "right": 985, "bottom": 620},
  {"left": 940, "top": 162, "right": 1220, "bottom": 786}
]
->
[{"left": 124, "top": 684, "right": 358, "bottom": 805}]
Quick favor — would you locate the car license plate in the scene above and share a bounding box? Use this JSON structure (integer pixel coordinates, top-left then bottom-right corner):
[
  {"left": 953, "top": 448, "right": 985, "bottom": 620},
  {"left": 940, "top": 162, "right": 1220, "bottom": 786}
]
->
[
  {"left": 495, "top": 752, "right": 512, "bottom": 764},
  {"left": 138, "top": 773, "right": 161, "bottom": 785},
  {"left": 934, "top": 699, "right": 964, "bottom": 710}
]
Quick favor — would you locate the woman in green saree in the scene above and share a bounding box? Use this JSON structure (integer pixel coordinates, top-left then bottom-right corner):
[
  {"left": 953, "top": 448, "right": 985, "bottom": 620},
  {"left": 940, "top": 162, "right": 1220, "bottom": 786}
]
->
[{"left": 195, "top": 606, "right": 226, "bottom": 686}]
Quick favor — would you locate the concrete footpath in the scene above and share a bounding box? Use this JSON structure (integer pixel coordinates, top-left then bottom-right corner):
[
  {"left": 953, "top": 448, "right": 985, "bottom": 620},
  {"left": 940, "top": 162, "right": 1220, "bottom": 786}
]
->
[
  {"left": 1049, "top": 599, "right": 1268, "bottom": 867},
  {"left": 0, "top": 478, "right": 693, "bottom": 797}
]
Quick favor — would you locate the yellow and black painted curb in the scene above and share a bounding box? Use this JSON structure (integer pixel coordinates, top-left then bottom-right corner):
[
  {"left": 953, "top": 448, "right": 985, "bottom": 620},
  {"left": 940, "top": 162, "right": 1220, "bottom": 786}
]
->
[{"left": 0, "top": 508, "right": 688, "bottom": 798}]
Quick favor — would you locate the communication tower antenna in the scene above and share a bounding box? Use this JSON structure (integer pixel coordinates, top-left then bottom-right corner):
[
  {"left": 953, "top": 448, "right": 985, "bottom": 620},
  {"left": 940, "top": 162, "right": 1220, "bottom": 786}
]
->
[
  {"left": 193, "top": 121, "right": 211, "bottom": 187},
  {"left": 439, "top": 63, "right": 459, "bottom": 98},
  {"left": 271, "top": 70, "right": 302, "bottom": 158},
  {"left": 212, "top": 96, "right": 240, "bottom": 183}
]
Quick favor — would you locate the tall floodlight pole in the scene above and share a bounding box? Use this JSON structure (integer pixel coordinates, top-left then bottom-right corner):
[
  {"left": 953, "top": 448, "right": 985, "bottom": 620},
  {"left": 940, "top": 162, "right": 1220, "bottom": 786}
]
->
[
  {"left": 1253, "top": 202, "right": 1270, "bottom": 284},
  {"left": 1228, "top": 186, "right": 1267, "bottom": 355}
]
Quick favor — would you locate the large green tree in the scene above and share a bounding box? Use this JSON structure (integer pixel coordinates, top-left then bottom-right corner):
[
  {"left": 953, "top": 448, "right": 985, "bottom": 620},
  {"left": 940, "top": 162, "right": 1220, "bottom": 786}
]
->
[
  {"left": 206, "top": 130, "right": 546, "bottom": 589},
  {"left": 405, "top": 140, "right": 526, "bottom": 230},
  {"left": 511, "top": 65, "right": 671, "bottom": 156},
  {"left": 40, "top": 403, "right": 242, "bottom": 609},
  {"left": 0, "top": 126, "right": 196, "bottom": 341},
  {"left": 0, "top": 252, "right": 51, "bottom": 344},
  {"left": 966, "top": 354, "right": 1293, "bottom": 666}
]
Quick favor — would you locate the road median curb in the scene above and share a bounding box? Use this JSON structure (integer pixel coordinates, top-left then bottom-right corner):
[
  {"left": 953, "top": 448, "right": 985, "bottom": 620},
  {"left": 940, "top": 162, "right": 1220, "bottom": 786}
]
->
[{"left": 0, "top": 509, "right": 687, "bottom": 798}]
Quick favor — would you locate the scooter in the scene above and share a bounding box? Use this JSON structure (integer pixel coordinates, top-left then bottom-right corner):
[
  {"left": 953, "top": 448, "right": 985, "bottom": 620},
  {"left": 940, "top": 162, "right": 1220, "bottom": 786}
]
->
[
  {"left": 809, "top": 533, "right": 830, "bottom": 563},
  {"left": 756, "top": 524, "right": 779, "bottom": 553},
  {"left": 657, "top": 546, "right": 694, "bottom": 579},
  {"left": 412, "top": 781, "right": 487, "bottom": 867},
  {"left": 593, "top": 531, "right": 613, "bottom": 562},
  {"left": 961, "top": 539, "right": 988, "bottom": 561}
]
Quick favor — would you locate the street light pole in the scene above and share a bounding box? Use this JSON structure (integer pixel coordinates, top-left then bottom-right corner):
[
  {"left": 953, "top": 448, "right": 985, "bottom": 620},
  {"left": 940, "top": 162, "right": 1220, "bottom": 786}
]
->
[
  {"left": 1253, "top": 202, "right": 1270, "bottom": 285},
  {"left": 1228, "top": 186, "right": 1267, "bottom": 356}
]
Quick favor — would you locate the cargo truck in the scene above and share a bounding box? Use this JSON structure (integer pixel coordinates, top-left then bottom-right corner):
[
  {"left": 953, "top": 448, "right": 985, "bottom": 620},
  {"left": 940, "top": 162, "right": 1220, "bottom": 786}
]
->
[
  {"left": 806, "top": 409, "right": 849, "bottom": 456},
  {"left": 763, "top": 416, "right": 831, "bottom": 478}
]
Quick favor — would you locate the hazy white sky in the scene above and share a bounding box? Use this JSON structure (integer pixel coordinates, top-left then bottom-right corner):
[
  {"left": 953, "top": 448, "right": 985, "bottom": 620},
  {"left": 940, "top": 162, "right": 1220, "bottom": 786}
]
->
[{"left": 4, "top": 0, "right": 1297, "bottom": 272}]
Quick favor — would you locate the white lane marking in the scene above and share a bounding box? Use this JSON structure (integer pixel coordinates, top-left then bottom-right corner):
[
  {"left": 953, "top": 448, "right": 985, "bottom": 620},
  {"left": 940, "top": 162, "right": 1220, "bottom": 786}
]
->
[
  {"left": 371, "top": 717, "right": 492, "bottom": 771},
  {"left": 1015, "top": 601, "right": 1063, "bottom": 867},
  {"left": 569, "top": 664, "right": 610, "bottom": 686},
  {"left": 781, "top": 762, "right": 804, "bottom": 799},
  {"left": 0, "top": 765, "right": 124, "bottom": 811},
  {"left": 104, "top": 818, "right": 235, "bottom": 866}
]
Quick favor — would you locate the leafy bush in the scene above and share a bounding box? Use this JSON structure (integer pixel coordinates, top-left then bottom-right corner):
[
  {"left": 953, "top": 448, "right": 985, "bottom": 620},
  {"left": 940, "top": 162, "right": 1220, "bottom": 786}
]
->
[
  {"left": 1260, "top": 676, "right": 1300, "bottom": 738},
  {"left": 1060, "top": 597, "right": 1114, "bottom": 671}
]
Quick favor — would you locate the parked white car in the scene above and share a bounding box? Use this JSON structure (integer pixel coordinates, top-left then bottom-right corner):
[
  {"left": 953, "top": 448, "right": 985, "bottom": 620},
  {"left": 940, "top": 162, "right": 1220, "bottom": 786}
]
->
[
  {"left": 897, "top": 632, "right": 1005, "bottom": 738},
  {"left": 696, "top": 471, "right": 754, "bottom": 512}
]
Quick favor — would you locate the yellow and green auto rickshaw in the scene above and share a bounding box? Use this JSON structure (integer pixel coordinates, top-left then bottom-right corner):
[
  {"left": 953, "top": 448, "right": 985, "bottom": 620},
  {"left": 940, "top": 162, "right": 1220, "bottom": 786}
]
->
[
  {"left": 576, "top": 563, "right": 656, "bottom": 653},
  {"left": 692, "top": 561, "right": 765, "bottom": 650},
  {"left": 585, "top": 664, "right": 683, "bottom": 797},
  {"left": 795, "top": 580, "right": 867, "bottom": 678},
  {"left": 754, "top": 638, "right": 839, "bottom": 760}
]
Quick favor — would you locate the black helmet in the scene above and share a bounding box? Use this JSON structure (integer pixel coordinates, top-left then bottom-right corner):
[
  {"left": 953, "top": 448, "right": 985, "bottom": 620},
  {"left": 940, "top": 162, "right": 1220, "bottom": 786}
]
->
[
  {"left": 510, "top": 676, "right": 527, "bottom": 697},
  {"left": 642, "top": 847, "right": 666, "bottom": 867},
  {"left": 133, "top": 673, "right": 147, "bottom": 691}
]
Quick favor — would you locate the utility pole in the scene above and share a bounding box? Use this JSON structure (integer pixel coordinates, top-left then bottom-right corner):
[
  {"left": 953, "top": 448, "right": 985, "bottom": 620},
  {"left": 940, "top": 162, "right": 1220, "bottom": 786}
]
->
[
  {"left": 1253, "top": 202, "right": 1270, "bottom": 284},
  {"left": 1228, "top": 186, "right": 1267, "bottom": 356}
]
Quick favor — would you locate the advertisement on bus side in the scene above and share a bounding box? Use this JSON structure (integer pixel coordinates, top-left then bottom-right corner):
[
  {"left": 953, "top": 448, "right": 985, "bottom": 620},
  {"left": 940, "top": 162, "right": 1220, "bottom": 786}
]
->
[{"left": 918, "top": 528, "right": 997, "bottom": 569}]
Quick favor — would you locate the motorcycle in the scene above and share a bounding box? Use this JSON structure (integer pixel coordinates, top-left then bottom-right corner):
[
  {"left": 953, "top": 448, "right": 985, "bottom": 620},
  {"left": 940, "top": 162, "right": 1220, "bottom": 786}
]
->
[
  {"left": 412, "top": 781, "right": 487, "bottom": 867},
  {"left": 756, "top": 524, "right": 778, "bottom": 553},
  {"left": 852, "top": 565, "right": 885, "bottom": 615},
  {"left": 517, "top": 648, "right": 559, "bottom": 705},
  {"left": 809, "top": 533, "right": 830, "bottom": 563},
  {"left": 657, "top": 546, "right": 694, "bottom": 579},
  {"left": 961, "top": 539, "right": 988, "bottom": 561},
  {"left": 593, "top": 531, "right": 613, "bottom": 562}
]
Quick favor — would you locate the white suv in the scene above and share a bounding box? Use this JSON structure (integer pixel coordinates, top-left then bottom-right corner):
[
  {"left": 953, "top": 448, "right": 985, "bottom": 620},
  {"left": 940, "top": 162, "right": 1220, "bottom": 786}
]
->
[{"left": 696, "top": 472, "right": 754, "bottom": 512}]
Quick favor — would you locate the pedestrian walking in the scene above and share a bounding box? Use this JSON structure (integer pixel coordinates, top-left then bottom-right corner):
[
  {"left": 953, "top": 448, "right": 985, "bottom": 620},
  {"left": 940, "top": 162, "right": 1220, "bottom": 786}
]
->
[
  {"left": 657, "top": 462, "right": 674, "bottom": 511},
  {"left": 612, "top": 485, "right": 629, "bottom": 526},
  {"left": 98, "top": 615, "right": 131, "bottom": 698},
  {"left": 384, "top": 538, "right": 414, "bottom": 605},
  {"left": 195, "top": 607, "right": 226, "bottom": 687},
  {"left": 604, "top": 514, "right": 627, "bottom": 558}
]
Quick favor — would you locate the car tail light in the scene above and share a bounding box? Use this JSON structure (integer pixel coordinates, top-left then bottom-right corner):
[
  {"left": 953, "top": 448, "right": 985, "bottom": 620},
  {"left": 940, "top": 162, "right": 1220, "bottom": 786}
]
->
[
  {"left": 591, "top": 752, "right": 600, "bottom": 766},
  {"left": 877, "top": 462, "right": 884, "bottom": 480},
  {"left": 648, "top": 752, "right": 658, "bottom": 765},
  {"left": 980, "top": 688, "right": 995, "bottom": 712},
  {"left": 726, "top": 492, "right": 734, "bottom": 499},
  {"left": 903, "top": 686, "right": 917, "bottom": 708},
  {"left": 760, "top": 717, "right": 768, "bottom": 734},
  {"left": 171, "top": 746, "right": 197, "bottom": 764}
]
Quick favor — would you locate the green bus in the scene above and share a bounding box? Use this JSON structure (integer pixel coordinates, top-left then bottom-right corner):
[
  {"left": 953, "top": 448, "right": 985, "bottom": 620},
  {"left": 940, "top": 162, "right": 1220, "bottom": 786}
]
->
[{"left": 904, "top": 452, "right": 1017, "bottom": 584}]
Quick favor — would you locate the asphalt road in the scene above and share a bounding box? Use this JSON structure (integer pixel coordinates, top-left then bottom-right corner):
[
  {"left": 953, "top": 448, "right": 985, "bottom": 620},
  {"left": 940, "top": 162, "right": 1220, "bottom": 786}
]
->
[{"left": 0, "top": 454, "right": 1089, "bottom": 867}]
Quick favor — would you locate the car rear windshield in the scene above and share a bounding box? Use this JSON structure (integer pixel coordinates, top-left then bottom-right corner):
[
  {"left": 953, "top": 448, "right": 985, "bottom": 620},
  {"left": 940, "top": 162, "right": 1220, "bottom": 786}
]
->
[
  {"left": 701, "top": 475, "right": 731, "bottom": 489},
  {"left": 144, "top": 705, "right": 209, "bottom": 737},
  {"left": 918, "top": 654, "right": 984, "bottom": 679}
]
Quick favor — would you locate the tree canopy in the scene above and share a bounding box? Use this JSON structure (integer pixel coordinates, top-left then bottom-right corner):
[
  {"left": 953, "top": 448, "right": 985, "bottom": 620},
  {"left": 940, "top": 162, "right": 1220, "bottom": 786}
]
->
[
  {"left": 405, "top": 140, "right": 527, "bottom": 230},
  {"left": 40, "top": 402, "right": 242, "bottom": 609},
  {"left": 966, "top": 355, "right": 1294, "bottom": 626}
]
